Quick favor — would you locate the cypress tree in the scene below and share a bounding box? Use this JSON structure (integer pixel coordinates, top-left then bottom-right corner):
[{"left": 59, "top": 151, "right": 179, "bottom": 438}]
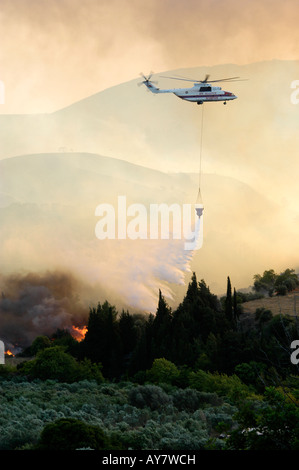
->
[
  {"left": 152, "top": 290, "right": 172, "bottom": 359},
  {"left": 233, "top": 287, "right": 241, "bottom": 326},
  {"left": 80, "top": 301, "right": 123, "bottom": 378},
  {"left": 225, "top": 276, "right": 233, "bottom": 323},
  {"left": 119, "top": 310, "right": 137, "bottom": 355}
]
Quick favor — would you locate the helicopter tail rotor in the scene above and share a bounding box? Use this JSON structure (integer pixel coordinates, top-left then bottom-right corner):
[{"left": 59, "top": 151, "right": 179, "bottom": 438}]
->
[{"left": 138, "top": 72, "right": 158, "bottom": 87}]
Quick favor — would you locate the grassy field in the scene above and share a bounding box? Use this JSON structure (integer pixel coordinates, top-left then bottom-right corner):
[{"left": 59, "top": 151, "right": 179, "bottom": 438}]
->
[{"left": 241, "top": 289, "right": 299, "bottom": 317}]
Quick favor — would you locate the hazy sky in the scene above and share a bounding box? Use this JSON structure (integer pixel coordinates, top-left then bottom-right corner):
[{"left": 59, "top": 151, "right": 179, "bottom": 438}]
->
[
  {"left": 1, "top": 0, "right": 299, "bottom": 342},
  {"left": 1, "top": 0, "right": 299, "bottom": 113}
]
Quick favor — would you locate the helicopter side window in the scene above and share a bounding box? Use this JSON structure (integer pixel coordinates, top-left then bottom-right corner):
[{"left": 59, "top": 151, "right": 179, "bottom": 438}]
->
[{"left": 199, "top": 86, "right": 211, "bottom": 92}]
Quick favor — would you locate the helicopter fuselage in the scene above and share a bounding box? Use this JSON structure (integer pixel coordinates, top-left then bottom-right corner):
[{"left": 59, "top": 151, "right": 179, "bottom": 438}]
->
[
  {"left": 145, "top": 81, "right": 237, "bottom": 104},
  {"left": 174, "top": 84, "right": 237, "bottom": 104}
]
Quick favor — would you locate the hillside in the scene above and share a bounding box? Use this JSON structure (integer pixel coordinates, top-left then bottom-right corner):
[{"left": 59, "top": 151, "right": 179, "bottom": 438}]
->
[
  {"left": 1, "top": 60, "right": 299, "bottom": 339},
  {"left": 241, "top": 288, "right": 299, "bottom": 317},
  {"left": 0, "top": 151, "right": 288, "bottom": 300}
]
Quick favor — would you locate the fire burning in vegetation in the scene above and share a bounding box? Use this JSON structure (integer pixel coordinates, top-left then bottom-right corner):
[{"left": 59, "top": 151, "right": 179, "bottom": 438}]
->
[
  {"left": 5, "top": 350, "right": 14, "bottom": 357},
  {"left": 70, "top": 325, "right": 87, "bottom": 342},
  {"left": 0, "top": 270, "right": 91, "bottom": 351}
]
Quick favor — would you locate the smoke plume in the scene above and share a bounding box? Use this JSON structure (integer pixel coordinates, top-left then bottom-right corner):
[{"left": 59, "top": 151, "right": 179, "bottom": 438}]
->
[{"left": 0, "top": 270, "right": 89, "bottom": 352}]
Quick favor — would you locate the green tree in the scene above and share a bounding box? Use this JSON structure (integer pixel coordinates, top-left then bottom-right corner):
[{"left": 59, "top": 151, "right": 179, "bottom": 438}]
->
[
  {"left": 253, "top": 269, "right": 277, "bottom": 296},
  {"left": 28, "top": 335, "right": 52, "bottom": 355},
  {"left": 171, "top": 274, "right": 223, "bottom": 366},
  {"left": 128, "top": 313, "right": 155, "bottom": 376},
  {"left": 226, "top": 387, "right": 299, "bottom": 450},
  {"left": 119, "top": 310, "right": 137, "bottom": 355},
  {"left": 146, "top": 357, "right": 180, "bottom": 384},
  {"left": 37, "top": 418, "right": 110, "bottom": 450},
  {"left": 80, "top": 301, "right": 123, "bottom": 378},
  {"left": 29, "top": 346, "right": 79, "bottom": 382},
  {"left": 51, "top": 328, "right": 80, "bottom": 356},
  {"left": 21, "top": 346, "right": 105, "bottom": 383},
  {"left": 225, "top": 276, "right": 233, "bottom": 323},
  {"left": 255, "top": 307, "right": 273, "bottom": 328},
  {"left": 76, "top": 358, "right": 104, "bottom": 383},
  {"left": 234, "top": 361, "right": 267, "bottom": 390},
  {"left": 275, "top": 268, "right": 299, "bottom": 295},
  {"left": 233, "top": 288, "right": 242, "bottom": 324},
  {"left": 151, "top": 290, "right": 172, "bottom": 359},
  {"left": 204, "top": 332, "right": 218, "bottom": 370}
]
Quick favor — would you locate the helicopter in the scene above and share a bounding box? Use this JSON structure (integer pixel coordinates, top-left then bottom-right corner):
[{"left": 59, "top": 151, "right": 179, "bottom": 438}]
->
[{"left": 139, "top": 73, "right": 242, "bottom": 105}]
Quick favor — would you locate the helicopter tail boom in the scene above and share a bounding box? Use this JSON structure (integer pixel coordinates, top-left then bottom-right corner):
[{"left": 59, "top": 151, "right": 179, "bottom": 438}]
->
[
  {"left": 143, "top": 80, "right": 172, "bottom": 94},
  {"left": 143, "top": 81, "right": 161, "bottom": 93}
]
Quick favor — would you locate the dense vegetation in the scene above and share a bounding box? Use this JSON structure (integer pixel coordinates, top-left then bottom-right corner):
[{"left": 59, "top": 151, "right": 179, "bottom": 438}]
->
[
  {"left": 1, "top": 270, "right": 299, "bottom": 450},
  {"left": 253, "top": 268, "right": 299, "bottom": 297}
]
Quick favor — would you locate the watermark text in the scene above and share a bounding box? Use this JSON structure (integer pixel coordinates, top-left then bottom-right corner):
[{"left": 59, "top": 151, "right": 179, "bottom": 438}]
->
[
  {"left": 95, "top": 196, "right": 204, "bottom": 251},
  {"left": 0, "top": 340, "right": 4, "bottom": 364},
  {"left": 290, "top": 339, "right": 299, "bottom": 365},
  {"left": 290, "top": 80, "right": 299, "bottom": 104}
]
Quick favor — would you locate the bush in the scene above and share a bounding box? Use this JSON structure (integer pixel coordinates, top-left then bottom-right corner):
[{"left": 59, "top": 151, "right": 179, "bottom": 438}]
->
[
  {"left": 226, "top": 387, "right": 299, "bottom": 450},
  {"left": 19, "top": 347, "right": 104, "bottom": 383},
  {"left": 146, "top": 358, "right": 180, "bottom": 385},
  {"left": 189, "top": 369, "right": 251, "bottom": 403},
  {"left": 28, "top": 335, "right": 52, "bottom": 355},
  {"left": 172, "top": 388, "right": 202, "bottom": 411},
  {"left": 76, "top": 358, "right": 104, "bottom": 384},
  {"left": 275, "top": 284, "right": 288, "bottom": 296},
  {"left": 0, "top": 364, "right": 17, "bottom": 377},
  {"left": 172, "top": 388, "right": 222, "bottom": 411},
  {"left": 29, "top": 347, "right": 79, "bottom": 382},
  {"left": 36, "top": 418, "right": 110, "bottom": 450},
  {"left": 128, "top": 384, "right": 172, "bottom": 410},
  {"left": 234, "top": 362, "right": 267, "bottom": 389}
]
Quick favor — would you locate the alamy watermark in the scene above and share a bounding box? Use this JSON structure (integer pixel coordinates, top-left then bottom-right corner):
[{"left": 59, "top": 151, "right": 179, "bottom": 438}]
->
[
  {"left": 95, "top": 196, "right": 204, "bottom": 251},
  {"left": 290, "top": 80, "right": 299, "bottom": 104},
  {"left": 290, "top": 339, "right": 299, "bottom": 365},
  {"left": 0, "top": 340, "right": 4, "bottom": 364},
  {"left": 0, "top": 80, "right": 5, "bottom": 105}
]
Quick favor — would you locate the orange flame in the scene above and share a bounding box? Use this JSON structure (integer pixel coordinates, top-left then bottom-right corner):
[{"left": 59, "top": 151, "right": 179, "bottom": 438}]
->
[
  {"left": 5, "top": 350, "right": 14, "bottom": 356},
  {"left": 70, "top": 325, "right": 87, "bottom": 342}
]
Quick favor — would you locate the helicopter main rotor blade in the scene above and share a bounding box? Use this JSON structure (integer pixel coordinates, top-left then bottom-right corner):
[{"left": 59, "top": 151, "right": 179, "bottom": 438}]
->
[
  {"left": 159, "top": 75, "right": 247, "bottom": 84},
  {"left": 162, "top": 74, "right": 211, "bottom": 83},
  {"left": 159, "top": 75, "right": 198, "bottom": 83},
  {"left": 205, "top": 77, "right": 248, "bottom": 83},
  {"left": 202, "top": 74, "right": 210, "bottom": 83}
]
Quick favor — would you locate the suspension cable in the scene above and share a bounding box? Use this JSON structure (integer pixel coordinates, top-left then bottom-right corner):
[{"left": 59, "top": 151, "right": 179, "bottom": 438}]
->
[{"left": 196, "top": 103, "right": 204, "bottom": 204}]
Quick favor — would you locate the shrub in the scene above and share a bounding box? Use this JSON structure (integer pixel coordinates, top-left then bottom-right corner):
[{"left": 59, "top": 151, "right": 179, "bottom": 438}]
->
[
  {"left": 36, "top": 418, "right": 110, "bottom": 450},
  {"left": 76, "top": 358, "right": 104, "bottom": 384},
  {"left": 172, "top": 388, "right": 222, "bottom": 411},
  {"left": 128, "top": 384, "right": 172, "bottom": 410},
  {"left": 234, "top": 361, "right": 267, "bottom": 389},
  {"left": 189, "top": 369, "right": 251, "bottom": 403},
  {"left": 28, "top": 335, "right": 52, "bottom": 355},
  {"left": 29, "top": 347, "right": 79, "bottom": 382},
  {"left": 172, "top": 388, "right": 201, "bottom": 411},
  {"left": 146, "top": 358, "right": 180, "bottom": 385},
  {"left": 226, "top": 387, "right": 299, "bottom": 450},
  {"left": 0, "top": 364, "right": 17, "bottom": 377},
  {"left": 20, "top": 347, "right": 104, "bottom": 383}
]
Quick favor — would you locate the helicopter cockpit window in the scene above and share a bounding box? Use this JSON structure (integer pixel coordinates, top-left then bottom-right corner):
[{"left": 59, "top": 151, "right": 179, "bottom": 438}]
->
[{"left": 199, "top": 86, "right": 211, "bottom": 92}]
